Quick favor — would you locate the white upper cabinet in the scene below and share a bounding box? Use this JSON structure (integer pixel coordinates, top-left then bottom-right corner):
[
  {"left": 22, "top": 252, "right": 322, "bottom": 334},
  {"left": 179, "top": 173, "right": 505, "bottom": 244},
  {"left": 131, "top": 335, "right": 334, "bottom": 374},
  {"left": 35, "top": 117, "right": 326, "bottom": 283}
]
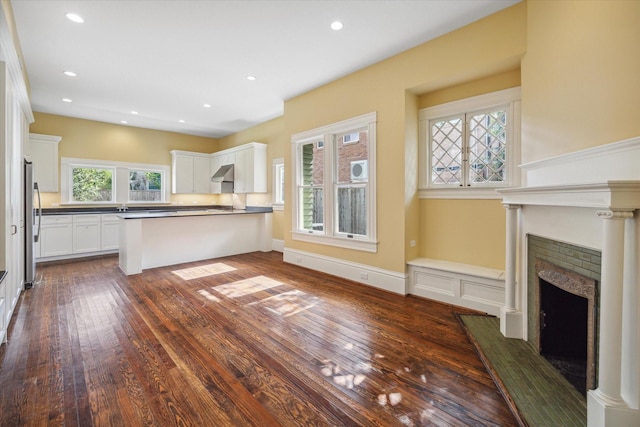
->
[
  {"left": 170, "top": 150, "right": 211, "bottom": 194},
  {"left": 29, "top": 133, "right": 61, "bottom": 192},
  {"left": 193, "top": 156, "right": 211, "bottom": 194},
  {"left": 172, "top": 142, "right": 266, "bottom": 195},
  {"left": 233, "top": 143, "right": 267, "bottom": 194}
]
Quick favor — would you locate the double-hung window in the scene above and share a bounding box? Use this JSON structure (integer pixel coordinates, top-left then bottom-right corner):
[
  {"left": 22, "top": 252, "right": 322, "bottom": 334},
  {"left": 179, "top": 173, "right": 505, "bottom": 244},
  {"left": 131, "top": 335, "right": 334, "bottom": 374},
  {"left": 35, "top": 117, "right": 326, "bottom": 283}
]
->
[
  {"left": 419, "top": 87, "right": 520, "bottom": 198},
  {"left": 292, "top": 112, "right": 377, "bottom": 252}
]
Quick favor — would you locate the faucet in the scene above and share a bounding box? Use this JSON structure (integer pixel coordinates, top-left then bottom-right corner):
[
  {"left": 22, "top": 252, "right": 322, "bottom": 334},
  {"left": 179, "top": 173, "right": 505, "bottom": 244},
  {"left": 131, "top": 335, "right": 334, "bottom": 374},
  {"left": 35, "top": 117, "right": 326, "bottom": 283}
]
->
[{"left": 118, "top": 204, "right": 128, "bottom": 212}]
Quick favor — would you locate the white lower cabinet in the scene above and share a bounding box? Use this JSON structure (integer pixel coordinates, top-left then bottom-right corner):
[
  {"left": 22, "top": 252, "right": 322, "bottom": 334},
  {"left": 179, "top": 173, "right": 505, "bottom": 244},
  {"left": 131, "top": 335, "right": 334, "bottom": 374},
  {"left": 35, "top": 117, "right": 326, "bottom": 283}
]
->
[
  {"left": 38, "top": 213, "right": 120, "bottom": 260},
  {"left": 40, "top": 215, "right": 73, "bottom": 257},
  {"left": 101, "top": 214, "right": 120, "bottom": 251},
  {"left": 73, "top": 215, "right": 101, "bottom": 253}
]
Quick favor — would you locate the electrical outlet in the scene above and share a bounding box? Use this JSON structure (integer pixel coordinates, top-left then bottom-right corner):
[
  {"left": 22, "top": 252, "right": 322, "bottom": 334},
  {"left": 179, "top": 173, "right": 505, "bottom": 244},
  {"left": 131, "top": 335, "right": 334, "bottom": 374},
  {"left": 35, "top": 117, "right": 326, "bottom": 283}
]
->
[
  {"left": 410, "top": 240, "right": 416, "bottom": 247},
  {"left": 360, "top": 272, "right": 368, "bottom": 280},
  {"left": 296, "top": 257, "right": 302, "bottom": 263}
]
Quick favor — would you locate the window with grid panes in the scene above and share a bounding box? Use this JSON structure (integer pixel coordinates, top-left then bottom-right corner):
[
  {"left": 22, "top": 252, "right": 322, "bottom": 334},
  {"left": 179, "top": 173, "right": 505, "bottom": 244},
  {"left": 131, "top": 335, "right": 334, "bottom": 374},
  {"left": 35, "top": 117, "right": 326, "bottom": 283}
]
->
[{"left": 419, "top": 88, "right": 520, "bottom": 198}]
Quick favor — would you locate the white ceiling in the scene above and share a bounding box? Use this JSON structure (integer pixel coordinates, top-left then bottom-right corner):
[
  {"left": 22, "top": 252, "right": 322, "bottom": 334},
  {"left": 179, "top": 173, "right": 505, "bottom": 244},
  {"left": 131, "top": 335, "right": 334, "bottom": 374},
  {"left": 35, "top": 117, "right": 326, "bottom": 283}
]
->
[{"left": 11, "top": 0, "right": 519, "bottom": 138}]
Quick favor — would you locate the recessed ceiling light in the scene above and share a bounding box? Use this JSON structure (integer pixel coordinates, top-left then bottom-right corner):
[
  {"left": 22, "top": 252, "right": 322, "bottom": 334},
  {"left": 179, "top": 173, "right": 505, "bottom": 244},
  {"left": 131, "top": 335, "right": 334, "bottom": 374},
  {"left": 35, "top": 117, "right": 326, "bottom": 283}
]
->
[
  {"left": 203, "top": 104, "right": 211, "bottom": 108},
  {"left": 63, "top": 70, "right": 77, "bottom": 77},
  {"left": 331, "top": 21, "right": 343, "bottom": 31},
  {"left": 62, "top": 98, "right": 72, "bottom": 103},
  {"left": 179, "top": 119, "right": 185, "bottom": 123},
  {"left": 131, "top": 111, "right": 138, "bottom": 115},
  {"left": 121, "top": 120, "right": 128, "bottom": 124},
  {"left": 246, "top": 75, "right": 256, "bottom": 81},
  {"left": 66, "top": 13, "right": 84, "bottom": 23}
]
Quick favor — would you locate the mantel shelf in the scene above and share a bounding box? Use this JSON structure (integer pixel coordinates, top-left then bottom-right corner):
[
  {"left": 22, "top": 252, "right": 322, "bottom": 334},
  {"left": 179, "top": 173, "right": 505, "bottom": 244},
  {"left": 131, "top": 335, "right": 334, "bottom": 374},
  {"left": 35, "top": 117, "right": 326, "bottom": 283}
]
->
[{"left": 498, "top": 180, "right": 640, "bottom": 210}]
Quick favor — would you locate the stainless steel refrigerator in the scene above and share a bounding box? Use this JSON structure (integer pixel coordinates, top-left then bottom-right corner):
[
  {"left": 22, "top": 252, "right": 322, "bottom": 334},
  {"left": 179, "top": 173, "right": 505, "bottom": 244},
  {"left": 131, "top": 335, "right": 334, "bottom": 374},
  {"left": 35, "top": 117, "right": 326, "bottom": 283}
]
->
[{"left": 24, "top": 159, "right": 41, "bottom": 289}]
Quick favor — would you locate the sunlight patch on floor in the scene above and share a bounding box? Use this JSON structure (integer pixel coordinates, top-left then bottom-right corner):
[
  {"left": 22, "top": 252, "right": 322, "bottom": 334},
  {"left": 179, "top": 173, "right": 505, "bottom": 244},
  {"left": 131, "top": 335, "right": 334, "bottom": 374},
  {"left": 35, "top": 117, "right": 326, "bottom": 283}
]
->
[
  {"left": 213, "top": 275, "right": 282, "bottom": 298},
  {"left": 172, "top": 263, "right": 236, "bottom": 280},
  {"left": 197, "top": 289, "right": 221, "bottom": 302},
  {"left": 249, "top": 289, "right": 318, "bottom": 317}
]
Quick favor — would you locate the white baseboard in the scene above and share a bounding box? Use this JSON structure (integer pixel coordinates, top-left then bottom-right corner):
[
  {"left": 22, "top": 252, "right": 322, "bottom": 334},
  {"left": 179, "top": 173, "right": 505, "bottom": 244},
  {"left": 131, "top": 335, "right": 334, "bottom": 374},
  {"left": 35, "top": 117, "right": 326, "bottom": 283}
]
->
[
  {"left": 272, "top": 239, "right": 284, "bottom": 252},
  {"left": 283, "top": 248, "right": 407, "bottom": 294}
]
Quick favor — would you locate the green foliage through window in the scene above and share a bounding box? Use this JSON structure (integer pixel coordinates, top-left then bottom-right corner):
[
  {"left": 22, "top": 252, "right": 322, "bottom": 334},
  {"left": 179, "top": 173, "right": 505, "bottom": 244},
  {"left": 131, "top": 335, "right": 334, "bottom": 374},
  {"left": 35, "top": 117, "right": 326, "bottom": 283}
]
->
[{"left": 72, "top": 167, "right": 113, "bottom": 202}]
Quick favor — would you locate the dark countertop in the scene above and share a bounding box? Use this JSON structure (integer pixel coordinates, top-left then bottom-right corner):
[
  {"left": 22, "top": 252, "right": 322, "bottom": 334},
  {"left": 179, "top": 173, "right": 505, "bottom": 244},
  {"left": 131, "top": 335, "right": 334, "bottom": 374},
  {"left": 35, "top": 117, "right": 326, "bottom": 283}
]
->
[
  {"left": 117, "top": 206, "right": 272, "bottom": 220},
  {"left": 42, "top": 205, "right": 272, "bottom": 216}
]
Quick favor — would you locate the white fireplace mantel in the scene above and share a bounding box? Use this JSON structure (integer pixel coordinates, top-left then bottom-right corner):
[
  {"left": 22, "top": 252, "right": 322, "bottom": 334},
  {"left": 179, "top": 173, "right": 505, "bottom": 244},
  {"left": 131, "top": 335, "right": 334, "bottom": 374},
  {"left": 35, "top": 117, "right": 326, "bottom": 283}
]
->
[
  {"left": 497, "top": 136, "right": 640, "bottom": 427},
  {"left": 499, "top": 181, "right": 640, "bottom": 210}
]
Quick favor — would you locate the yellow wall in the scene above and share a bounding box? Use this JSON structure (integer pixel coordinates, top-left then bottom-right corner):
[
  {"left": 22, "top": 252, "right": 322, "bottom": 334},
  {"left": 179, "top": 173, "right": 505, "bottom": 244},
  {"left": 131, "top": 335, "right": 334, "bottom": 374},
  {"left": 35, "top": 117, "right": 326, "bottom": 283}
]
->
[
  {"left": 282, "top": 3, "right": 526, "bottom": 273},
  {"left": 418, "top": 68, "right": 521, "bottom": 109},
  {"left": 217, "top": 116, "right": 286, "bottom": 240},
  {"left": 420, "top": 199, "right": 506, "bottom": 270},
  {"left": 29, "top": 112, "right": 218, "bottom": 207},
  {"left": 415, "top": 68, "right": 521, "bottom": 271},
  {"left": 29, "top": 0, "right": 639, "bottom": 275},
  {"left": 521, "top": 0, "right": 640, "bottom": 162}
]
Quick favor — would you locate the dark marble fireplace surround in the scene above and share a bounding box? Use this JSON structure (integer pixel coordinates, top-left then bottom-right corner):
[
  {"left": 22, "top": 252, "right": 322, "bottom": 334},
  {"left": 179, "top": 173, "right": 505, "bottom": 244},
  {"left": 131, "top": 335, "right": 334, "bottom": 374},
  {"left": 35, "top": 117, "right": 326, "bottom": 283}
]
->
[{"left": 527, "top": 235, "right": 601, "bottom": 394}]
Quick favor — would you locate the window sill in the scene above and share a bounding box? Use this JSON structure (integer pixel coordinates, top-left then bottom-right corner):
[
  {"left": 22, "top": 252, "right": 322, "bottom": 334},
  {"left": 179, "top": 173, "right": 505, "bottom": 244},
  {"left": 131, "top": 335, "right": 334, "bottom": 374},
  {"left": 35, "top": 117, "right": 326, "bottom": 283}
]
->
[
  {"left": 291, "top": 231, "right": 378, "bottom": 253},
  {"left": 418, "top": 187, "right": 504, "bottom": 200}
]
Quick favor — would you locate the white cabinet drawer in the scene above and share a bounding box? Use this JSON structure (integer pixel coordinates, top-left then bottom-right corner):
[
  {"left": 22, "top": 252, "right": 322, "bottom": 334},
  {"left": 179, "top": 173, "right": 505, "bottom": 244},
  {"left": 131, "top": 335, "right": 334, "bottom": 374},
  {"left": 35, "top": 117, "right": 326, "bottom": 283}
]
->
[
  {"left": 73, "top": 214, "right": 101, "bottom": 223},
  {"left": 42, "top": 215, "right": 72, "bottom": 225}
]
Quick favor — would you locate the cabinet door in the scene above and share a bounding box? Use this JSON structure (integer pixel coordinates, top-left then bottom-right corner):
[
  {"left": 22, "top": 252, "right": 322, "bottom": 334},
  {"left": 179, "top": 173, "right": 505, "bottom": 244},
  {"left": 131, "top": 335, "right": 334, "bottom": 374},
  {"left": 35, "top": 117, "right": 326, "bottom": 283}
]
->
[
  {"left": 73, "top": 221, "right": 101, "bottom": 253},
  {"left": 193, "top": 156, "right": 211, "bottom": 194},
  {"left": 210, "top": 155, "right": 222, "bottom": 194},
  {"left": 101, "top": 215, "right": 119, "bottom": 250},
  {"left": 41, "top": 224, "right": 73, "bottom": 257},
  {"left": 233, "top": 148, "right": 248, "bottom": 193},
  {"left": 29, "top": 134, "right": 61, "bottom": 192},
  {"left": 173, "top": 154, "right": 194, "bottom": 194}
]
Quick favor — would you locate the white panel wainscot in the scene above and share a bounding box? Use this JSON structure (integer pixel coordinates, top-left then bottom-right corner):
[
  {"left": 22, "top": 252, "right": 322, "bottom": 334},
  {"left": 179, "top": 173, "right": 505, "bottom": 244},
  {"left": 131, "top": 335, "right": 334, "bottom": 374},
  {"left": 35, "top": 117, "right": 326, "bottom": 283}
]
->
[
  {"left": 407, "top": 258, "right": 505, "bottom": 316},
  {"left": 119, "top": 211, "right": 272, "bottom": 275}
]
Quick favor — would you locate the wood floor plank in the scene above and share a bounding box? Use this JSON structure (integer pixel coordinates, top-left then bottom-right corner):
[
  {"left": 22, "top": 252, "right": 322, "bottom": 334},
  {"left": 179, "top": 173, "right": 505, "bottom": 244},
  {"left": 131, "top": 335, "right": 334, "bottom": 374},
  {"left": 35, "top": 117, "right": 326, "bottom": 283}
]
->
[{"left": 0, "top": 252, "right": 517, "bottom": 426}]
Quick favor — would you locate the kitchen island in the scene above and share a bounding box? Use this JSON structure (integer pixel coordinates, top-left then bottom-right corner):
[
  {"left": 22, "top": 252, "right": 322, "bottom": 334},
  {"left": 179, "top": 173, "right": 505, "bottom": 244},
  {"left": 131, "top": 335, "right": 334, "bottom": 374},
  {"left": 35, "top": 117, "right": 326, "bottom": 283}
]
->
[{"left": 118, "top": 207, "right": 272, "bottom": 275}]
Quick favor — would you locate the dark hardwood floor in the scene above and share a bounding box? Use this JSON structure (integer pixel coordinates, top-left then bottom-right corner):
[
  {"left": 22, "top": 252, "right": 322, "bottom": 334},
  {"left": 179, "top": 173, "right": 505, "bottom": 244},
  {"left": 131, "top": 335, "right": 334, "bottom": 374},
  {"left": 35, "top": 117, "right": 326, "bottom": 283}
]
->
[{"left": 0, "top": 252, "right": 517, "bottom": 426}]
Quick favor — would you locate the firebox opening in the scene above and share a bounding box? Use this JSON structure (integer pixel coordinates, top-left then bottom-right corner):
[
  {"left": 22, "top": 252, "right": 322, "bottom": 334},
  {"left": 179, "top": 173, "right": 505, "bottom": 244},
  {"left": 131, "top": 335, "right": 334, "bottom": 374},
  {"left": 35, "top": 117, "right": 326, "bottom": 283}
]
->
[{"left": 539, "top": 278, "right": 588, "bottom": 396}]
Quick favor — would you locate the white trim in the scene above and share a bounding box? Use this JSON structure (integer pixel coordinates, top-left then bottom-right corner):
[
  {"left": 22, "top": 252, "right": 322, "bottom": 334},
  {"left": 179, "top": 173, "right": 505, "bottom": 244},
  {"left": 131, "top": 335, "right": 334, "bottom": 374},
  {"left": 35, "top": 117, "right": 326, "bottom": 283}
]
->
[
  {"left": 521, "top": 136, "right": 640, "bottom": 171},
  {"left": 419, "top": 187, "right": 502, "bottom": 199},
  {"left": 60, "top": 157, "right": 171, "bottom": 204},
  {"left": 291, "top": 230, "right": 378, "bottom": 252},
  {"left": 418, "top": 88, "right": 521, "bottom": 195},
  {"left": 283, "top": 248, "right": 406, "bottom": 294},
  {"left": 407, "top": 258, "right": 505, "bottom": 280},
  {"left": 29, "top": 133, "right": 62, "bottom": 144},
  {"left": 498, "top": 181, "right": 640, "bottom": 209},
  {"left": 272, "top": 157, "right": 284, "bottom": 209},
  {"left": 419, "top": 87, "right": 521, "bottom": 121},
  {"left": 291, "top": 112, "right": 377, "bottom": 251},
  {"left": 271, "top": 239, "right": 284, "bottom": 252},
  {"left": 291, "top": 112, "right": 377, "bottom": 142},
  {"left": 407, "top": 258, "right": 505, "bottom": 316},
  {"left": 0, "top": 5, "right": 34, "bottom": 123},
  {"left": 520, "top": 136, "right": 640, "bottom": 187}
]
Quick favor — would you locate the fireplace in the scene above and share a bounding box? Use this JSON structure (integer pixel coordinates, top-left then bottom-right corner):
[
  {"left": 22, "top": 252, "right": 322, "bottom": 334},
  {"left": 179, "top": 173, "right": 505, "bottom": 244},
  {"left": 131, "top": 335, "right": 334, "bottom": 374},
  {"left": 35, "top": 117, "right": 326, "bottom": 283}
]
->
[
  {"left": 535, "top": 258, "right": 598, "bottom": 395},
  {"left": 497, "top": 136, "right": 640, "bottom": 426}
]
